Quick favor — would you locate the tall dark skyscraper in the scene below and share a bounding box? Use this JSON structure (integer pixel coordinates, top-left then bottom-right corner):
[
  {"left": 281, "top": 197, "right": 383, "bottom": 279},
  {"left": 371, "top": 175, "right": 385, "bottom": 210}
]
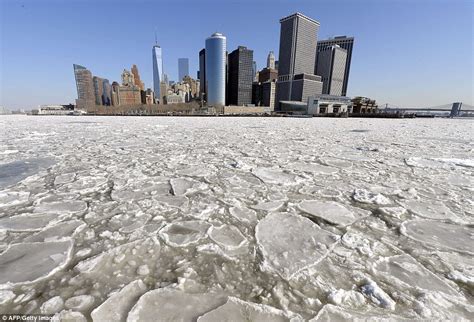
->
[
  {"left": 178, "top": 58, "right": 189, "bottom": 81},
  {"left": 73, "top": 64, "right": 95, "bottom": 110},
  {"left": 275, "top": 13, "right": 323, "bottom": 106},
  {"left": 316, "top": 36, "right": 354, "bottom": 96},
  {"left": 199, "top": 49, "right": 206, "bottom": 98},
  {"left": 316, "top": 45, "right": 347, "bottom": 96},
  {"left": 228, "top": 46, "right": 254, "bottom": 106}
]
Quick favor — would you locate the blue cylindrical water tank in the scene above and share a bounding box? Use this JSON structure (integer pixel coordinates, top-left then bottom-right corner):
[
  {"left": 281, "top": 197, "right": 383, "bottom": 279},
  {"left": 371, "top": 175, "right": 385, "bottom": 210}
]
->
[{"left": 205, "top": 33, "right": 226, "bottom": 106}]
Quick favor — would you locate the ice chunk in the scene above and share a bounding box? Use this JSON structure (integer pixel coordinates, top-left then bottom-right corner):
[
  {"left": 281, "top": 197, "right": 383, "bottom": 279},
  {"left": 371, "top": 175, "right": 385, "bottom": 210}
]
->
[
  {"left": 378, "top": 207, "right": 407, "bottom": 219},
  {"left": 0, "top": 213, "right": 58, "bottom": 231},
  {"left": 320, "top": 157, "right": 353, "bottom": 169},
  {"left": 40, "top": 296, "right": 64, "bottom": 314},
  {"left": 288, "top": 162, "right": 338, "bottom": 174},
  {"left": 127, "top": 288, "right": 226, "bottom": 322},
  {"left": 54, "top": 172, "right": 76, "bottom": 185},
  {"left": 360, "top": 279, "right": 396, "bottom": 310},
  {"left": 152, "top": 195, "right": 189, "bottom": 209},
  {"left": 197, "top": 296, "right": 302, "bottom": 322},
  {"left": 256, "top": 212, "right": 339, "bottom": 279},
  {"left": 229, "top": 206, "right": 257, "bottom": 223},
  {"left": 24, "top": 220, "right": 84, "bottom": 242},
  {"left": 352, "top": 189, "right": 391, "bottom": 205},
  {"left": 208, "top": 225, "right": 247, "bottom": 250},
  {"left": 0, "top": 290, "right": 16, "bottom": 305},
  {"left": 401, "top": 200, "right": 455, "bottom": 219},
  {"left": 327, "top": 289, "right": 366, "bottom": 307},
  {"left": 74, "top": 239, "right": 159, "bottom": 275},
  {"left": 252, "top": 200, "right": 284, "bottom": 212},
  {"left": 401, "top": 220, "right": 473, "bottom": 255},
  {"left": 34, "top": 200, "right": 88, "bottom": 214},
  {"left": 0, "top": 191, "right": 30, "bottom": 208},
  {"left": 91, "top": 280, "right": 147, "bottom": 322},
  {"left": 54, "top": 310, "right": 87, "bottom": 322},
  {"left": 159, "top": 221, "right": 210, "bottom": 247},
  {"left": 252, "top": 168, "right": 299, "bottom": 185},
  {"left": 310, "top": 304, "right": 404, "bottom": 321},
  {"left": 298, "top": 201, "right": 357, "bottom": 226},
  {"left": 407, "top": 157, "right": 474, "bottom": 169},
  {"left": 0, "top": 240, "right": 73, "bottom": 285},
  {"left": 136, "top": 265, "right": 150, "bottom": 276},
  {"left": 373, "top": 255, "right": 458, "bottom": 296},
  {"left": 64, "top": 295, "right": 95, "bottom": 312},
  {"left": 170, "top": 178, "right": 196, "bottom": 196}
]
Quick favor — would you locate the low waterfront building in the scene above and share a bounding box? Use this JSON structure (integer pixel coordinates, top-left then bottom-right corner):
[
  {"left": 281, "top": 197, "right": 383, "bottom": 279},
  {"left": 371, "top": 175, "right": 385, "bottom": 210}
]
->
[
  {"left": 351, "top": 96, "right": 378, "bottom": 113},
  {"left": 277, "top": 94, "right": 352, "bottom": 116}
]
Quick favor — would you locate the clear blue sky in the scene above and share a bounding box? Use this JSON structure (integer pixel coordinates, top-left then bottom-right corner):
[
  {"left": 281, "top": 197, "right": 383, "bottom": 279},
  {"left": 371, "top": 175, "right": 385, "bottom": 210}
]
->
[{"left": 1, "top": 0, "right": 472, "bottom": 109}]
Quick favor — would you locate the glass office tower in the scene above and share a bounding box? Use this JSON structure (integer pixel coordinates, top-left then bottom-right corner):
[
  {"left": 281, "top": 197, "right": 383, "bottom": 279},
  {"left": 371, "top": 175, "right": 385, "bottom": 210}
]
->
[
  {"left": 205, "top": 32, "right": 226, "bottom": 106},
  {"left": 152, "top": 45, "right": 163, "bottom": 102}
]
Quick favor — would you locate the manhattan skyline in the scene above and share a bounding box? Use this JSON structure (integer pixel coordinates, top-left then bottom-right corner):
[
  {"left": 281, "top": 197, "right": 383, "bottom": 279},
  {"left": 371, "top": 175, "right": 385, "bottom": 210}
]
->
[{"left": 1, "top": 0, "right": 473, "bottom": 109}]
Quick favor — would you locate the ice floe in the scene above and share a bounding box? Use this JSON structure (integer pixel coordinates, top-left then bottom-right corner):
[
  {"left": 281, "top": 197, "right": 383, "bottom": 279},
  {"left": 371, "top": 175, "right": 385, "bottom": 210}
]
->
[
  {"left": 352, "top": 189, "right": 391, "bottom": 205},
  {"left": 34, "top": 200, "right": 88, "bottom": 214},
  {"left": 0, "top": 240, "right": 73, "bottom": 285},
  {"left": 208, "top": 224, "right": 247, "bottom": 250},
  {"left": 159, "top": 220, "right": 211, "bottom": 247},
  {"left": 91, "top": 280, "right": 147, "bottom": 322},
  {"left": 198, "top": 296, "right": 303, "bottom": 321},
  {"left": 252, "top": 167, "right": 299, "bottom": 185},
  {"left": 298, "top": 200, "right": 357, "bottom": 226},
  {"left": 401, "top": 220, "right": 473, "bottom": 255},
  {"left": 372, "top": 254, "right": 459, "bottom": 296},
  {"left": 127, "top": 288, "right": 226, "bottom": 322},
  {"left": 256, "top": 212, "right": 339, "bottom": 279},
  {"left": 401, "top": 200, "right": 455, "bottom": 219}
]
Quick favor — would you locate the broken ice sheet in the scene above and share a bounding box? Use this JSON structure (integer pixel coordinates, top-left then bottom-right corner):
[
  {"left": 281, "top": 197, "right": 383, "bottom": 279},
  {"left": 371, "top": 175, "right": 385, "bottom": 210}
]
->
[
  {"left": 256, "top": 212, "right": 340, "bottom": 280},
  {"left": 372, "top": 254, "right": 459, "bottom": 298},
  {"left": 0, "top": 240, "right": 73, "bottom": 285},
  {"left": 33, "top": 200, "right": 88, "bottom": 215},
  {"left": 252, "top": 167, "right": 300, "bottom": 185},
  {"left": 298, "top": 200, "right": 363, "bottom": 226},
  {"left": 401, "top": 220, "right": 473, "bottom": 255},
  {"left": 127, "top": 288, "right": 226, "bottom": 322},
  {"left": 159, "top": 220, "right": 211, "bottom": 247},
  {"left": 91, "top": 280, "right": 147, "bottom": 322},
  {"left": 401, "top": 199, "right": 456, "bottom": 220},
  {"left": 197, "top": 296, "right": 303, "bottom": 322}
]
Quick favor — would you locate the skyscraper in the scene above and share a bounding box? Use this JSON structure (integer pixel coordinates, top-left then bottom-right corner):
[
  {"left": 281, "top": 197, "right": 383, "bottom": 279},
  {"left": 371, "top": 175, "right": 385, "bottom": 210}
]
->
[
  {"left": 199, "top": 49, "right": 206, "bottom": 98},
  {"left": 205, "top": 32, "right": 226, "bottom": 106},
  {"left": 316, "top": 45, "right": 347, "bottom": 96},
  {"left": 152, "top": 44, "right": 164, "bottom": 103},
  {"left": 275, "top": 13, "right": 323, "bottom": 106},
  {"left": 93, "top": 76, "right": 104, "bottom": 106},
  {"left": 228, "top": 46, "right": 254, "bottom": 106},
  {"left": 73, "top": 64, "right": 95, "bottom": 110},
  {"left": 178, "top": 58, "right": 189, "bottom": 81},
  {"left": 316, "top": 36, "right": 354, "bottom": 96},
  {"left": 131, "top": 64, "right": 144, "bottom": 90},
  {"left": 252, "top": 61, "right": 257, "bottom": 81},
  {"left": 267, "top": 51, "right": 275, "bottom": 69},
  {"left": 102, "top": 79, "right": 112, "bottom": 106}
]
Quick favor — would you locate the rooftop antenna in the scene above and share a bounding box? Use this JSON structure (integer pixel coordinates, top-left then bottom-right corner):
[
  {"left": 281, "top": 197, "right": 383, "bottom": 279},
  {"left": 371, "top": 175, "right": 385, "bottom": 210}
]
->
[{"left": 154, "top": 29, "right": 158, "bottom": 46}]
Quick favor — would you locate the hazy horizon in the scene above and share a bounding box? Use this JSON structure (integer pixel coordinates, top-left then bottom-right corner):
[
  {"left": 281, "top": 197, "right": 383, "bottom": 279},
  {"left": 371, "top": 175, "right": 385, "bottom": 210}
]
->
[{"left": 1, "top": 0, "right": 473, "bottom": 109}]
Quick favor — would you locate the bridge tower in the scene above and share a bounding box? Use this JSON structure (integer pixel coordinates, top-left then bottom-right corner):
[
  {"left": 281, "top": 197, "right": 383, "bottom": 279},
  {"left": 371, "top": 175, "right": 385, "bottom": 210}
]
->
[{"left": 450, "top": 102, "right": 462, "bottom": 117}]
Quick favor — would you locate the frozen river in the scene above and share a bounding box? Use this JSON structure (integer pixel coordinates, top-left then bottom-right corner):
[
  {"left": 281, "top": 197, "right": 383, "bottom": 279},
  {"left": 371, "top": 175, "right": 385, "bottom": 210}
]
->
[{"left": 0, "top": 115, "right": 473, "bottom": 321}]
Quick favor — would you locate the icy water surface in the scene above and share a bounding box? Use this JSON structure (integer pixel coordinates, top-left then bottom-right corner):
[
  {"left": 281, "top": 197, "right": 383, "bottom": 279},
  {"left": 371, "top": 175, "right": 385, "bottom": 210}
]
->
[{"left": 0, "top": 115, "right": 473, "bottom": 321}]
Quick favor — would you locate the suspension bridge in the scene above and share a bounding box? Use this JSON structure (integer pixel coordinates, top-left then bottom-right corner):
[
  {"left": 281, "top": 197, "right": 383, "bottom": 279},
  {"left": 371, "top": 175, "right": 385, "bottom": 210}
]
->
[{"left": 381, "top": 102, "right": 474, "bottom": 117}]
